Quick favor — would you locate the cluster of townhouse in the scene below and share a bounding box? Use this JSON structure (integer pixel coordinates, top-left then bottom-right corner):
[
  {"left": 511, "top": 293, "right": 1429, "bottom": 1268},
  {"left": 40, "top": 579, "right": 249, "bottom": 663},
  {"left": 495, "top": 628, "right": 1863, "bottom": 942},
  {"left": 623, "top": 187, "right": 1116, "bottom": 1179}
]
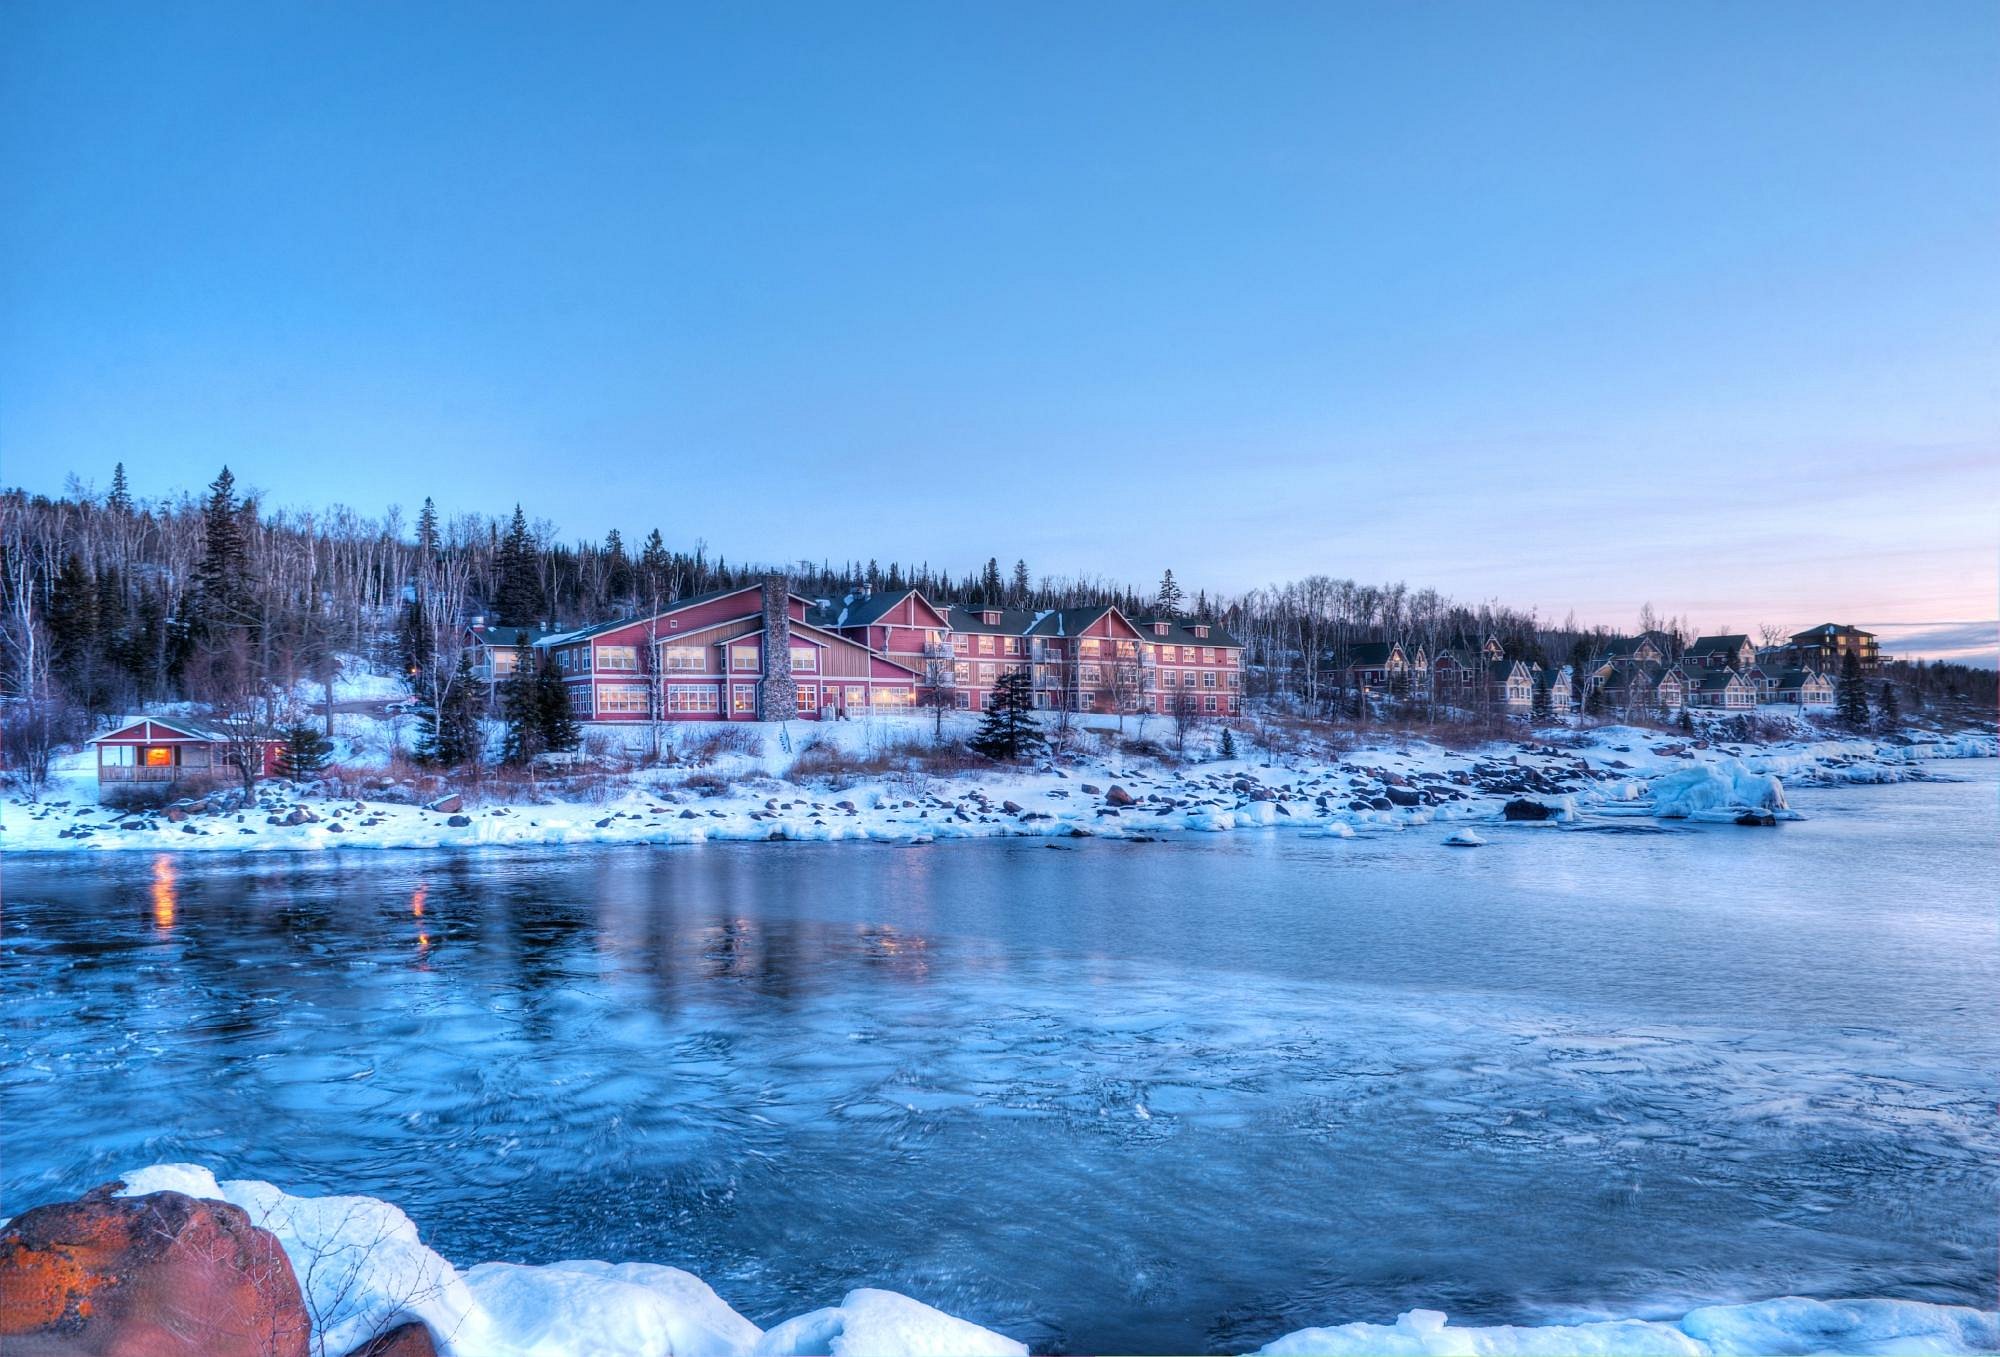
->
[
  {"left": 463, "top": 575, "right": 1243, "bottom": 724},
  {"left": 1328, "top": 624, "right": 1878, "bottom": 717},
  {"left": 1578, "top": 624, "right": 1877, "bottom": 714}
]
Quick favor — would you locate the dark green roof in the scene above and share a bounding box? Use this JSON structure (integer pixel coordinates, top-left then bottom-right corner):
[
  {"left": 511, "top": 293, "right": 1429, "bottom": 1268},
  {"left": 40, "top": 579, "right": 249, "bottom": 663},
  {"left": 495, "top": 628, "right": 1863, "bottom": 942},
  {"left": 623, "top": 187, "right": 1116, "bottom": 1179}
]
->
[{"left": 1128, "top": 615, "right": 1242, "bottom": 648}]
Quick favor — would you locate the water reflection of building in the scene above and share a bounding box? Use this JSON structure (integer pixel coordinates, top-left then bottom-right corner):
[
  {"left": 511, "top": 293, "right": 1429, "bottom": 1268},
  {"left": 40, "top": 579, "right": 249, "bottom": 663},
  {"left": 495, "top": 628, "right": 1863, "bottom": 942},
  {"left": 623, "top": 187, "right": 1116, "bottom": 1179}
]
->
[{"left": 150, "top": 855, "right": 176, "bottom": 931}]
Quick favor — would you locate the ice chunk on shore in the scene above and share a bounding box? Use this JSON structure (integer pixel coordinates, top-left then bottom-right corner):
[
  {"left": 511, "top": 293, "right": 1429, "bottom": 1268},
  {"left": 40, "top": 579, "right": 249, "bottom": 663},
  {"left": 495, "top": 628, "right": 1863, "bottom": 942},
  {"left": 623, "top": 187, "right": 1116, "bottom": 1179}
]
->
[
  {"left": 1255, "top": 1299, "right": 2000, "bottom": 1356},
  {"left": 755, "top": 1288, "right": 1027, "bottom": 1357},
  {"left": 465, "top": 1260, "right": 759, "bottom": 1357},
  {"left": 1649, "top": 759, "right": 1786, "bottom": 819}
]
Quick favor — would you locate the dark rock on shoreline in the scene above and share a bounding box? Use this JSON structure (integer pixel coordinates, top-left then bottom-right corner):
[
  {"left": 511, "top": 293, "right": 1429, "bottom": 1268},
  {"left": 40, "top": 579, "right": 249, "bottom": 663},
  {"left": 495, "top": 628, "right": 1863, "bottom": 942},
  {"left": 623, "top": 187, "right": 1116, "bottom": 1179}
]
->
[{"left": 0, "top": 1184, "right": 309, "bottom": 1357}]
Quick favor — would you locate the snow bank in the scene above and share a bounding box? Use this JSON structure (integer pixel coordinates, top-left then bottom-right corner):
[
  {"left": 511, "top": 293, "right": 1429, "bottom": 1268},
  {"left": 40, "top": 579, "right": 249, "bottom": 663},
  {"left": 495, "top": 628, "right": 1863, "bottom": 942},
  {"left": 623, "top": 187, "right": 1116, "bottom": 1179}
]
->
[
  {"left": 755, "top": 1289, "right": 1027, "bottom": 1357},
  {"left": 464, "top": 1260, "right": 759, "bottom": 1357},
  {"left": 1255, "top": 1299, "right": 2000, "bottom": 1356},
  {"left": 107, "top": 1164, "right": 1014, "bottom": 1357},
  {"left": 82, "top": 1165, "right": 2000, "bottom": 1357},
  {"left": 1648, "top": 759, "right": 1786, "bottom": 819}
]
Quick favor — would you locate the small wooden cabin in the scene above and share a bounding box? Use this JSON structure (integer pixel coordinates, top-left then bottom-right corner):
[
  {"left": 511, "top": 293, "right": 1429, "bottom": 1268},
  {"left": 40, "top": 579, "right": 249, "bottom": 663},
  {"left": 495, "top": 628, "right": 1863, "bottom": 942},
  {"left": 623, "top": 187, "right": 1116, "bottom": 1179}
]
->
[{"left": 88, "top": 717, "right": 282, "bottom": 786}]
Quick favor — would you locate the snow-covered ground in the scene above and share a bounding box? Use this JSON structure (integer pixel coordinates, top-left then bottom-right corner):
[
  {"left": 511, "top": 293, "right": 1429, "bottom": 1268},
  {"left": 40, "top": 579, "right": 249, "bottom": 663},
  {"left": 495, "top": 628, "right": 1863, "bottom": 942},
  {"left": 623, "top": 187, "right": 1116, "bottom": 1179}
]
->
[
  {"left": 5, "top": 706, "right": 1992, "bottom": 854},
  {"left": 62, "top": 1166, "right": 1996, "bottom": 1356}
]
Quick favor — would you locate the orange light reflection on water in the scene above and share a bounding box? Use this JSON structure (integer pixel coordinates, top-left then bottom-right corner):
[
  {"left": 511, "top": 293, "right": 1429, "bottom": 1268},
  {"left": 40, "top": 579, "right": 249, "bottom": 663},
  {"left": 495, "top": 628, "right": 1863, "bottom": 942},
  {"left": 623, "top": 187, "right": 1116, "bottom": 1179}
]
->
[{"left": 150, "top": 855, "right": 176, "bottom": 931}]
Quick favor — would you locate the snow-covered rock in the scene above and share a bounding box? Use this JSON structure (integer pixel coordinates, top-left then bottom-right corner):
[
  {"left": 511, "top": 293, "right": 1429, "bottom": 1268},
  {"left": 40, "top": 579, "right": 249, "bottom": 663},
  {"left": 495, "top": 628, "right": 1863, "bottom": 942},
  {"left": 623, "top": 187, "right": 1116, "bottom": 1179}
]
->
[
  {"left": 1254, "top": 1298, "right": 2000, "bottom": 1356},
  {"left": 754, "top": 1289, "right": 1027, "bottom": 1357},
  {"left": 1648, "top": 759, "right": 1786, "bottom": 819}
]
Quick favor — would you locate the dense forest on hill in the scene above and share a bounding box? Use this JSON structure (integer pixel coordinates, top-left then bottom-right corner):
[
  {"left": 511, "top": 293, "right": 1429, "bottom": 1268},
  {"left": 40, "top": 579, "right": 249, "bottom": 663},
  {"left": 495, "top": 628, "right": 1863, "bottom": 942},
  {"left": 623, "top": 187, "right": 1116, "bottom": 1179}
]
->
[{"left": 2, "top": 466, "right": 1984, "bottom": 778}]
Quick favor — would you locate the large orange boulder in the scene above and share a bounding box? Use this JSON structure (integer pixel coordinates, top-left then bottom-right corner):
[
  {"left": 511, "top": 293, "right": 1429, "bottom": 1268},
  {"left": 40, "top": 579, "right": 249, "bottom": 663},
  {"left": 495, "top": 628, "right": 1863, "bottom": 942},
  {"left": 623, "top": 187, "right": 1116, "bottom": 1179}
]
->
[{"left": 0, "top": 1182, "right": 310, "bottom": 1357}]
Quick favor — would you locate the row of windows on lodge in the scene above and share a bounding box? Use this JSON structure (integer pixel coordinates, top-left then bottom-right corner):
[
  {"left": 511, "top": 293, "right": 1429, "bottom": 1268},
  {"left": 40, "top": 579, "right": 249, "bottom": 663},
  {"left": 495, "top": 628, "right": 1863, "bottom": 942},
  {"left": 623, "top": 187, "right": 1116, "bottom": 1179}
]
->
[
  {"left": 551, "top": 639, "right": 1238, "bottom": 673},
  {"left": 573, "top": 683, "right": 918, "bottom": 716}
]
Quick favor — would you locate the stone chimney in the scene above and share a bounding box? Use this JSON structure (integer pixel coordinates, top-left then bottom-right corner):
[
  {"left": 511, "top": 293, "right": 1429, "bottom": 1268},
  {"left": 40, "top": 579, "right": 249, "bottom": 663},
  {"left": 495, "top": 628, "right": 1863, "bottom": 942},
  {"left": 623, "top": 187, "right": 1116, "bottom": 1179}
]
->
[{"left": 758, "top": 573, "right": 797, "bottom": 720}]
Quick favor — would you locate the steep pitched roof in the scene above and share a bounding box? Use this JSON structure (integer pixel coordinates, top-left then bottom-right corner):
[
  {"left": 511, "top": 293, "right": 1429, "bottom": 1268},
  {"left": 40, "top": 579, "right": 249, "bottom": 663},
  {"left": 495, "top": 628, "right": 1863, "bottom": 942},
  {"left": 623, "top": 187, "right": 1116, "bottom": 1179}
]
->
[
  {"left": 1128, "top": 615, "right": 1243, "bottom": 648},
  {"left": 1345, "top": 641, "right": 1397, "bottom": 667},
  {"left": 89, "top": 715, "right": 230, "bottom": 744},
  {"left": 820, "top": 589, "right": 947, "bottom": 631},
  {"left": 1687, "top": 634, "right": 1751, "bottom": 656},
  {"left": 535, "top": 584, "right": 769, "bottom": 646},
  {"left": 940, "top": 605, "right": 1039, "bottom": 636}
]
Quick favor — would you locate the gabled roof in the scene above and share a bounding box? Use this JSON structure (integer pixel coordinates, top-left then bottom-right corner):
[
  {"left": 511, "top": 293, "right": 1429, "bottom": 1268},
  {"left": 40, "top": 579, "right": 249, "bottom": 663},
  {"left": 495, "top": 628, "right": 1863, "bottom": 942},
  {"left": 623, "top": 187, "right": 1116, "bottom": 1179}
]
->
[
  {"left": 1792, "top": 623, "right": 1876, "bottom": 642},
  {"left": 819, "top": 588, "right": 948, "bottom": 631},
  {"left": 1346, "top": 641, "right": 1398, "bottom": 667},
  {"left": 940, "top": 605, "right": 1039, "bottom": 637},
  {"left": 1602, "top": 631, "right": 1672, "bottom": 659},
  {"left": 1128, "top": 615, "right": 1242, "bottom": 648},
  {"left": 1022, "top": 605, "right": 1133, "bottom": 639},
  {"left": 537, "top": 584, "right": 775, "bottom": 646},
  {"left": 90, "top": 715, "right": 230, "bottom": 744},
  {"left": 1696, "top": 669, "right": 1746, "bottom": 692},
  {"left": 466, "top": 623, "right": 563, "bottom": 647},
  {"left": 1687, "top": 634, "right": 1751, "bottom": 655}
]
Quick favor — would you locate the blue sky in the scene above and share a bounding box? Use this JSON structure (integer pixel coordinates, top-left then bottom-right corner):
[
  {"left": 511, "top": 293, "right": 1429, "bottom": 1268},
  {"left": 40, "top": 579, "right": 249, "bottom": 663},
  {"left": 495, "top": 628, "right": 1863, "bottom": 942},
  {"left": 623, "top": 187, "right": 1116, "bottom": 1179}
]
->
[{"left": 3, "top": 2, "right": 1995, "bottom": 659}]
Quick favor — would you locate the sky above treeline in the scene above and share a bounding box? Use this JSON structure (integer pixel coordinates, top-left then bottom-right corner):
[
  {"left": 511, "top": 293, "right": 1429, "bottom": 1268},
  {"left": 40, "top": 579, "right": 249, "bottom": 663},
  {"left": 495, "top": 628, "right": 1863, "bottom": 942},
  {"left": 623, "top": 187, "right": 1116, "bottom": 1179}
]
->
[{"left": 3, "top": 2, "right": 1995, "bottom": 663}]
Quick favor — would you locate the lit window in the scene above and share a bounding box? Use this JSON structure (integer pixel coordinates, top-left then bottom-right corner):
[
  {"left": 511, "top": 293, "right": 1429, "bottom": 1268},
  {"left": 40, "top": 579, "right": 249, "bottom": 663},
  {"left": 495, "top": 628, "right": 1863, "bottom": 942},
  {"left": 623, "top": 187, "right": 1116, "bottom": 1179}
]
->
[
  {"left": 663, "top": 646, "right": 705, "bottom": 671},
  {"left": 667, "top": 685, "right": 719, "bottom": 713},
  {"left": 599, "top": 684, "right": 649, "bottom": 713},
  {"left": 789, "top": 645, "right": 816, "bottom": 671},
  {"left": 598, "top": 645, "right": 638, "bottom": 671},
  {"left": 731, "top": 684, "right": 756, "bottom": 713}
]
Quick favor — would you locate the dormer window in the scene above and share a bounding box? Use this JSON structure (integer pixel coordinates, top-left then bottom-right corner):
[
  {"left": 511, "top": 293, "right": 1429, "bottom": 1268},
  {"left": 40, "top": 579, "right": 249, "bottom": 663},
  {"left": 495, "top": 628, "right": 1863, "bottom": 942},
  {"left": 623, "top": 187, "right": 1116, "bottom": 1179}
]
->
[
  {"left": 1153, "top": 622, "right": 1170, "bottom": 636},
  {"left": 982, "top": 610, "right": 1001, "bottom": 625},
  {"left": 1193, "top": 625, "right": 1209, "bottom": 639}
]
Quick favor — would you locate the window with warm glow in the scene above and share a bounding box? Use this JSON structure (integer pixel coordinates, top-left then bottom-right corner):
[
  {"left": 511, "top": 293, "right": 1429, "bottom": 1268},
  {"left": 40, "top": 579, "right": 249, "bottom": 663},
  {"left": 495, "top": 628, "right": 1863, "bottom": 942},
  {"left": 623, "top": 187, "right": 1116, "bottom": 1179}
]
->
[{"left": 145, "top": 747, "right": 173, "bottom": 767}]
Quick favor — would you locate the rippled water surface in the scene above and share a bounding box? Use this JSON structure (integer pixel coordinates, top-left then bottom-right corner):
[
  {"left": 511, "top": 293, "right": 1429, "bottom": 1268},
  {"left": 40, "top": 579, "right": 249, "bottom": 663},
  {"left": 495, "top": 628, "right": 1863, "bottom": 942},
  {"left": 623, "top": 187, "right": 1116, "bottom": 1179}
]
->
[{"left": 5, "top": 764, "right": 1996, "bottom": 1352}]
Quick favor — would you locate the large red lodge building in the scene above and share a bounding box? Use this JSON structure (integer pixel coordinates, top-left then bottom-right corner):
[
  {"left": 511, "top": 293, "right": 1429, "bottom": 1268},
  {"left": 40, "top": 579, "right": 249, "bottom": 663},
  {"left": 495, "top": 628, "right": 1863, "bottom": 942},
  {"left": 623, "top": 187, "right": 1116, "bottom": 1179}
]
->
[{"left": 492, "top": 576, "right": 1243, "bottom": 724}]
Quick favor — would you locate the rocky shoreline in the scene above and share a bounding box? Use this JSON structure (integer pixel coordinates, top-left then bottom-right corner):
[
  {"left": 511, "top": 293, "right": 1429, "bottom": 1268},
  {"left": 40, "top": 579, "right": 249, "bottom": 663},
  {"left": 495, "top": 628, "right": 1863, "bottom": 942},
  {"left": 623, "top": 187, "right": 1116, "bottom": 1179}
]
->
[
  {"left": 5, "top": 1167, "right": 1996, "bottom": 1357},
  {"left": 4, "top": 727, "right": 1992, "bottom": 855}
]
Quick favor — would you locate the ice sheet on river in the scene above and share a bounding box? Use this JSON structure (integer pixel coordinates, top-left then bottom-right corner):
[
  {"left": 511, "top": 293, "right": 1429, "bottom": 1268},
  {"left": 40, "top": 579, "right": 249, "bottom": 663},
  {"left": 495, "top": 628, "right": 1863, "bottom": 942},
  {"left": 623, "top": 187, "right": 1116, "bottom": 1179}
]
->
[{"left": 102, "top": 1165, "right": 1999, "bottom": 1357}]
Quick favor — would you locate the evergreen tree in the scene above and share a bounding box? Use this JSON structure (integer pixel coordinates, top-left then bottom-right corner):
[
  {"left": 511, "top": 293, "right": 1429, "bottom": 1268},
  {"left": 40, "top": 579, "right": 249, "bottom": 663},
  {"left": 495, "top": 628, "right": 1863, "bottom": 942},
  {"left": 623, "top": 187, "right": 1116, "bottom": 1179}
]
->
[
  {"left": 1677, "top": 706, "right": 1695, "bottom": 734},
  {"left": 1156, "top": 569, "right": 1183, "bottom": 616},
  {"left": 1836, "top": 651, "right": 1871, "bottom": 730},
  {"left": 1011, "top": 559, "right": 1031, "bottom": 608},
  {"left": 493, "top": 505, "right": 542, "bottom": 626},
  {"left": 637, "top": 529, "right": 670, "bottom": 603},
  {"left": 968, "top": 670, "right": 1044, "bottom": 760},
  {"left": 419, "top": 652, "right": 484, "bottom": 768},
  {"left": 1219, "top": 726, "right": 1237, "bottom": 760},
  {"left": 415, "top": 496, "right": 440, "bottom": 564},
  {"left": 499, "top": 637, "right": 545, "bottom": 765},
  {"left": 1584, "top": 682, "right": 1606, "bottom": 717},
  {"left": 276, "top": 722, "right": 333, "bottom": 781},
  {"left": 193, "top": 466, "right": 252, "bottom": 635},
  {"left": 980, "top": 557, "right": 1004, "bottom": 605},
  {"left": 1876, "top": 681, "right": 1899, "bottom": 730},
  {"left": 107, "top": 462, "right": 133, "bottom": 515},
  {"left": 604, "top": 529, "right": 632, "bottom": 602},
  {"left": 45, "top": 551, "right": 100, "bottom": 701},
  {"left": 535, "top": 650, "right": 581, "bottom": 754},
  {"left": 397, "top": 597, "right": 434, "bottom": 682},
  {"left": 1531, "top": 673, "right": 1553, "bottom": 721}
]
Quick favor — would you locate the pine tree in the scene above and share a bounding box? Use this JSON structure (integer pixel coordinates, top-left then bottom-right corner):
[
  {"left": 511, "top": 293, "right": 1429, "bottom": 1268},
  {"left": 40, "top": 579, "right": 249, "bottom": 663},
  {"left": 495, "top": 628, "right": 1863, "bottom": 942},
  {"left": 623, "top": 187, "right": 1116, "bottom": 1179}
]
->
[
  {"left": 1876, "top": 681, "right": 1899, "bottom": 730},
  {"left": 535, "top": 650, "right": 581, "bottom": 754},
  {"left": 419, "top": 652, "right": 484, "bottom": 767},
  {"left": 638, "top": 529, "right": 669, "bottom": 603},
  {"left": 415, "top": 496, "right": 440, "bottom": 564},
  {"left": 499, "top": 638, "right": 545, "bottom": 765},
  {"left": 107, "top": 462, "right": 133, "bottom": 515},
  {"left": 968, "top": 670, "right": 1044, "bottom": 760},
  {"left": 604, "top": 529, "right": 632, "bottom": 602},
  {"left": 1836, "top": 651, "right": 1871, "bottom": 731},
  {"left": 1219, "top": 726, "right": 1237, "bottom": 760},
  {"left": 1011, "top": 559, "right": 1031, "bottom": 608},
  {"left": 397, "top": 598, "right": 434, "bottom": 683},
  {"left": 1532, "top": 673, "right": 1552, "bottom": 721},
  {"left": 276, "top": 722, "right": 334, "bottom": 781},
  {"left": 980, "top": 557, "right": 1004, "bottom": 605},
  {"left": 1157, "top": 569, "right": 1183, "bottom": 617},
  {"left": 494, "top": 506, "right": 542, "bottom": 626},
  {"left": 45, "top": 551, "right": 101, "bottom": 701},
  {"left": 194, "top": 466, "right": 252, "bottom": 635}
]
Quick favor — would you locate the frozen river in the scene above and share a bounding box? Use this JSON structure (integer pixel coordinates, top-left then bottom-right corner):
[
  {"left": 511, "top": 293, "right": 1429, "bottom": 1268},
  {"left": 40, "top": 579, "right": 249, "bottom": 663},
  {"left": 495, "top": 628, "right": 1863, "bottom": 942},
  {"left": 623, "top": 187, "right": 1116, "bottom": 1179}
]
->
[{"left": 4, "top": 762, "right": 1995, "bottom": 1353}]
